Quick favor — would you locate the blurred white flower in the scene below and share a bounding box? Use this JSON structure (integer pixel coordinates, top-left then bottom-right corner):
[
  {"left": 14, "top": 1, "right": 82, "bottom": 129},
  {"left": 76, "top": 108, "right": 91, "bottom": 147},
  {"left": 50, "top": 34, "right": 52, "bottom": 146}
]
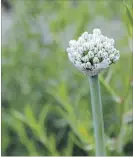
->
[{"left": 66, "top": 28, "right": 120, "bottom": 76}]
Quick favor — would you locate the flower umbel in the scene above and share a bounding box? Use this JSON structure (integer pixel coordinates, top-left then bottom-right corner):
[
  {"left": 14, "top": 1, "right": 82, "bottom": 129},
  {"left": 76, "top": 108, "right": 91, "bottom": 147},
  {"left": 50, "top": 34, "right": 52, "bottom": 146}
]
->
[{"left": 66, "top": 28, "right": 120, "bottom": 76}]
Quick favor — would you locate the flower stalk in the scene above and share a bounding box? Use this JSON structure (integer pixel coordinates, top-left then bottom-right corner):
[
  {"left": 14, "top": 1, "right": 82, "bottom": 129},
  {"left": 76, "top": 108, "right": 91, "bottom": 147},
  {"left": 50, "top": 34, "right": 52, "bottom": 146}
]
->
[{"left": 89, "top": 75, "right": 106, "bottom": 156}]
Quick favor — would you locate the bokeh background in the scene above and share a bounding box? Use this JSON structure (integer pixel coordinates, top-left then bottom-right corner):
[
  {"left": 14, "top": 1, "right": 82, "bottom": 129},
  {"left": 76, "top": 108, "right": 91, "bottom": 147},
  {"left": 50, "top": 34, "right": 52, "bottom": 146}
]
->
[{"left": 2, "top": 0, "right": 133, "bottom": 156}]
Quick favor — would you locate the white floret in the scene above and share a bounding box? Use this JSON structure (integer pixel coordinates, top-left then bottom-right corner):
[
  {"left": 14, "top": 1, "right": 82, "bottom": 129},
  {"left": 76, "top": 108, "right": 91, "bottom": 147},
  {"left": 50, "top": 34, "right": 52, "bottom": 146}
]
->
[
  {"left": 78, "top": 47, "right": 84, "bottom": 54},
  {"left": 86, "top": 62, "right": 92, "bottom": 69},
  {"left": 89, "top": 42, "right": 95, "bottom": 50},
  {"left": 109, "top": 54, "right": 115, "bottom": 60},
  {"left": 88, "top": 51, "right": 94, "bottom": 59},
  {"left": 93, "top": 57, "right": 100, "bottom": 64},
  {"left": 109, "top": 39, "right": 115, "bottom": 45},
  {"left": 78, "top": 37, "right": 86, "bottom": 45},
  {"left": 93, "top": 28, "right": 102, "bottom": 35},
  {"left": 103, "top": 52, "right": 108, "bottom": 59},
  {"left": 83, "top": 43, "right": 89, "bottom": 51},
  {"left": 66, "top": 47, "right": 71, "bottom": 53},
  {"left": 94, "top": 47, "right": 98, "bottom": 54},
  {"left": 69, "top": 40, "right": 76, "bottom": 47},
  {"left": 97, "top": 50, "right": 103, "bottom": 58},
  {"left": 82, "top": 32, "right": 89, "bottom": 40},
  {"left": 82, "top": 56, "right": 89, "bottom": 62}
]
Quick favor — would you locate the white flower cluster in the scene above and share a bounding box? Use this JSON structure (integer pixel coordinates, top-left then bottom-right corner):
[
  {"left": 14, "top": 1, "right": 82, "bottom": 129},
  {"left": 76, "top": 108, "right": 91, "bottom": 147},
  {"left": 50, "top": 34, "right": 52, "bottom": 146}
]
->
[{"left": 66, "top": 28, "right": 120, "bottom": 76}]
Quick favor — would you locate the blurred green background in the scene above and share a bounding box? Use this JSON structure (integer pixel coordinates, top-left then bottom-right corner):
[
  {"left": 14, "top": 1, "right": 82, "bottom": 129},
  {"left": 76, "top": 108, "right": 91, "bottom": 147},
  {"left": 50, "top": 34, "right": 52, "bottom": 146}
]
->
[{"left": 2, "top": 0, "right": 133, "bottom": 156}]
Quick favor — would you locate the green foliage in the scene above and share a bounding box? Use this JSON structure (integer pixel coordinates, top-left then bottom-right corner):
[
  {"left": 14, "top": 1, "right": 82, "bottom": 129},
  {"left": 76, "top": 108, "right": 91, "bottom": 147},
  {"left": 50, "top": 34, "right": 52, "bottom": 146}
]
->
[
  {"left": 2, "top": 0, "right": 133, "bottom": 156},
  {"left": 122, "top": 0, "right": 133, "bottom": 37}
]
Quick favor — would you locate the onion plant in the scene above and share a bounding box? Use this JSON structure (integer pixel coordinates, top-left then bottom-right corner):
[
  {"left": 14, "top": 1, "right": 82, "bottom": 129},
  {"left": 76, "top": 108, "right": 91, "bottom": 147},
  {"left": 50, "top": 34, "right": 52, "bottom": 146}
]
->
[{"left": 66, "top": 28, "right": 120, "bottom": 156}]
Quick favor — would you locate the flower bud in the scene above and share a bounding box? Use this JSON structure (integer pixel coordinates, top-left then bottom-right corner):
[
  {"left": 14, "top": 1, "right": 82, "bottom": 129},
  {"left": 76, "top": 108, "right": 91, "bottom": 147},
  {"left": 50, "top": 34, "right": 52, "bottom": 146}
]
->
[
  {"left": 109, "top": 54, "right": 115, "bottom": 60},
  {"left": 83, "top": 43, "right": 89, "bottom": 51},
  {"left": 112, "top": 55, "right": 119, "bottom": 62},
  {"left": 99, "top": 35, "right": 104, "bottom": 42},
  {"left": 97, "top": 43, "right": 103, "bottom": 50},
  {"left": 89, "top": 43, "right": 95, "bottom": 50},
  {"left": 69, "top": 40, "right": 76, "bottom": 47},
  {"left": 102, "top": 41, "right": 107, "bottom": 48},
  {"left": 109, "top": 39, "right": 115, "bottom": 45},
  {"left": 93, "top": 57, "right": 100, "bottom": 64},
  {"left": 93, "top": 28, "right": 102, "bottom": 35},
  {"left": 114, "top": 50, "right": 120, "bottom": 56},
  {"left": 86, "top": 43, "right": 90, "bottom": 50},
  {"left": 76, "top": 57, "right": 81, "bottom": 62},
  {"left": 70, "top": 47, "right": 76, "bottom": 54},
  {"left": 97, "top": 50, "right": 103, "bottom": 58},
  {"left": 93, "top": 34, "right": 98, "bottom": 41},
  {"left": 106, "top": 44, "right": 112, "bottom": 51},
  {"left": 94, "top": 47, "right": 98, "bottom": 54},
  {"left": 82, "top": 32, "right": 89, "bottom": 40},
  {"left": 88, "top": 34, "right": 93, "bottom": 40},
  {"left": 107, "top": 58, "right": 112, "bottom": 64},
  {"left": 68, "top": 53, "right": 74, "bottom": 63},
  {"left": 75, "top": 60, "right": 81, "bottom": 67},
  {"left": 82, "top": 56, "right": 89, "bottom": 62},
  {"left": 78, "top": 47, "right": 84, "bottom": 54},
  {"left": 78, "top": 37, "right": 86, "bottom": 45},
  {"left": 103, "top": 52, "right": 108, "bottom": 59},
  {"left": 95, "top": 39, "right": 101, "bottom": 45},
  {"left": 82, "top": 63, "right": 87, "bottom": 69},
  {"left": 88, "top": 51, "right": 94, "bottom": 59},
  {"left": 86, "top": 62, "right": 92, "bottom": 69},
  {"left": 66, "top": 47, "right": 71, "bottom": 53}
]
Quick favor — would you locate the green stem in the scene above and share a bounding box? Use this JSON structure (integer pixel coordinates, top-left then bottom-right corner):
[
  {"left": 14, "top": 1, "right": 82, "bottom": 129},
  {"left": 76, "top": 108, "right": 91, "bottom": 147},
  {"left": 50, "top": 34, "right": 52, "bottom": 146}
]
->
[{"left": 89, "top": 75, "right": 106, "bottom": 156}]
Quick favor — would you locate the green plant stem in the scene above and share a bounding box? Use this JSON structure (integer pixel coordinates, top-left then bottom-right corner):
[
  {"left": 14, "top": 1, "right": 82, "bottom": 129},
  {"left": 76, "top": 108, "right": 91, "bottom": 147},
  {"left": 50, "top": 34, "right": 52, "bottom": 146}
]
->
[{"left": 89, "top": 75, "right": 106, "bottom": 156}]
